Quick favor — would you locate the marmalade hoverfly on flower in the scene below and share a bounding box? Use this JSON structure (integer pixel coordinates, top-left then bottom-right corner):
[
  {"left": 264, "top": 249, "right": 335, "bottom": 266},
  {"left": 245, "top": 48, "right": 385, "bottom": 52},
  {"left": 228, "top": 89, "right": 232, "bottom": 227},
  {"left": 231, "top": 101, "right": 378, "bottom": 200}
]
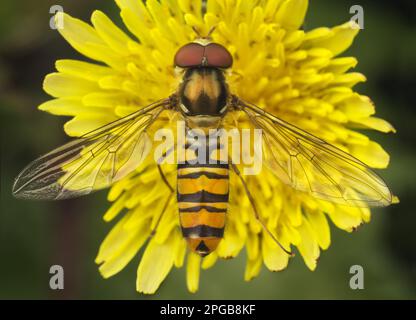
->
[{"left": 12, "top": 29, "right": 392, "bottom": 257}]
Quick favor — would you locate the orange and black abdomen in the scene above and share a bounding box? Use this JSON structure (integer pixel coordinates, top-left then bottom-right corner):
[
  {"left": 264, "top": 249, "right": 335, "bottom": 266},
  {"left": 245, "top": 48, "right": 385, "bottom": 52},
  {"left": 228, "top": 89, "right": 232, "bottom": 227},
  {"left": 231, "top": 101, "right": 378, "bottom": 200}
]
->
[{"left": 177, "top": 137, "right": 229, "bottom": 257}]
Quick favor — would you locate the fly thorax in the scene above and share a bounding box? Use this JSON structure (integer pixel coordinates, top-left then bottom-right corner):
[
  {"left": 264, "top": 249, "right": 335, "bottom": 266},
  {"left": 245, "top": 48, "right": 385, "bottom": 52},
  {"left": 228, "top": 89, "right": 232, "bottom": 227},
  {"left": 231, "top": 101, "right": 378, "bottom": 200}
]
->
[{"left": 179, "top": 68, "right": 228, "bottom": 117}]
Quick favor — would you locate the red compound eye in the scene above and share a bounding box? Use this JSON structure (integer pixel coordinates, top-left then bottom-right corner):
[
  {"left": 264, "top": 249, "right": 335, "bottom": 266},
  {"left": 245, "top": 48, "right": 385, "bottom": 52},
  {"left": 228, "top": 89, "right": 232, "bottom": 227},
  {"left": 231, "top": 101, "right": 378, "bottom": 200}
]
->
[
  {"left": 174, "top": 42, "right": 233, "bottom": 69},
  {"left": 174, "top": 43, "right": 205, "bottom": 68},
  {"left": 205, "top": 43, "right": 233, "bottom": 69}
]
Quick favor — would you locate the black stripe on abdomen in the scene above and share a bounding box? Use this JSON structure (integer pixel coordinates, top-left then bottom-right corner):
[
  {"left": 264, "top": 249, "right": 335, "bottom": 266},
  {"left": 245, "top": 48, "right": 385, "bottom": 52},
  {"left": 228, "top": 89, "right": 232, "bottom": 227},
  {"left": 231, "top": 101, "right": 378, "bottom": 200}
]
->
[
  {"left": 179, "top": 205, "right": 228, "bottom": 213},
  {"left": 177, "top": 190, "right": 229, "bottom": 203},
  {"left": 177, "top": 162, "right": 229, "bottom": 169},
  {"left": 182, "top": 225, "right": 225, "bottom": 238},
  {"left": 178, "top": 171, "right": 228, "bottom": 179}
]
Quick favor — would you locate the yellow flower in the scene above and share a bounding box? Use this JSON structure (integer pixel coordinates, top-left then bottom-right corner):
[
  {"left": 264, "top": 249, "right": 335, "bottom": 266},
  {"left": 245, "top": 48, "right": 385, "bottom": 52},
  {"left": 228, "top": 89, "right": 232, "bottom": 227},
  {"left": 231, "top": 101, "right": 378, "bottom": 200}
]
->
[{"left": 39, "top": 0, "right": 395, "bottom": 294}]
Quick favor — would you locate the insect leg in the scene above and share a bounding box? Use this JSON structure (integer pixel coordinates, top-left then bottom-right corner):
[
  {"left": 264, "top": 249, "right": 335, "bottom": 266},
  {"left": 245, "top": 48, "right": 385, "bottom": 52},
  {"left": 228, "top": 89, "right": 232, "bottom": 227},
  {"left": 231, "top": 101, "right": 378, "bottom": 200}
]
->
[
  {"left": 158, "top": 164, "right": 175, "bottom": 193},
  {"left": 230, "top": 162, "right": 294, "bottom": 256},
  {"left": 150, "top": 192, "right": 173, "bottom": 237},
  {"left": 150, "top": 165, "right": 175, "bottom": 237},
  {"left": 157, "top": 145, "right": 175, "bottom": 166}
]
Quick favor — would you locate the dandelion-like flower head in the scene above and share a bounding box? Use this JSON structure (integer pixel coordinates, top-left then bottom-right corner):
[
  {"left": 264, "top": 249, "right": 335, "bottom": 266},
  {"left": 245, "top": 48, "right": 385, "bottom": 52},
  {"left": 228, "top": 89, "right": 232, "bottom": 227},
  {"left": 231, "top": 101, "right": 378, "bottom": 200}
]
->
[{"left": 40, "top": 0, "right": 394, "bottom": 293}]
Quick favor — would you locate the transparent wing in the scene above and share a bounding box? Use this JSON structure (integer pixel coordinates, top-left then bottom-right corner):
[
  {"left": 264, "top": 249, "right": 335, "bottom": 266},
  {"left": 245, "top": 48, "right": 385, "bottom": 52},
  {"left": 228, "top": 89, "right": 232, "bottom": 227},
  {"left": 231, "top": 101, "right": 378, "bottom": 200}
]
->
[
  {"left": 13, "top": 99, "right": 170, "bottom": 200},
  {"left": 237, "top": 99, "right": 392, "bottom": 207}
]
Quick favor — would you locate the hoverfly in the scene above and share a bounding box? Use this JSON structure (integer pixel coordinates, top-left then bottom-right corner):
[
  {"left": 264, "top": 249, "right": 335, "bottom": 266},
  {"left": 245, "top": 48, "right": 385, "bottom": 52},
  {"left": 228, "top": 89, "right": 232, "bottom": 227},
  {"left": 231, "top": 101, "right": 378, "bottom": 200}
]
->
[{"left": 13, "top": 28, "right": 392, "bottom": 257}]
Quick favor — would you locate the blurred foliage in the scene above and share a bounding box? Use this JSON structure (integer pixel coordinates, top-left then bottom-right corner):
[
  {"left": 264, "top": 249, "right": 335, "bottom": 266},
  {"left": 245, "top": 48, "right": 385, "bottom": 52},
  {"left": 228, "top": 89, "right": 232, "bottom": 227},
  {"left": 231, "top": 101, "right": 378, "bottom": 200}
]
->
[{"left": 0, "top": 0, "right": 415, "bottom": 299}]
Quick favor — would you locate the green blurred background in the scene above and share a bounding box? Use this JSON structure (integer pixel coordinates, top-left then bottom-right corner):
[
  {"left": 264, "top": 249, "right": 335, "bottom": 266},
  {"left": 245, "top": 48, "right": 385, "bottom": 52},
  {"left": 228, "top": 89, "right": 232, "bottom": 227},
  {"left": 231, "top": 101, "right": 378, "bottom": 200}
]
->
[{"left": 1, "top": 0, "right": 415, "bottom": 299}]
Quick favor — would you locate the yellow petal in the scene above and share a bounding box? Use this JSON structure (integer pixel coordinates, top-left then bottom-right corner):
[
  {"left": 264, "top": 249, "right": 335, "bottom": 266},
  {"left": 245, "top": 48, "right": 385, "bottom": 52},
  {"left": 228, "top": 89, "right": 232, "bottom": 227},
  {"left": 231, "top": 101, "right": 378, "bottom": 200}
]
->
[
  {"left": 275, "top": 0, "right": 308, "bottom": 30},
  {"left": 246, "top": 232, "right": 260, "bottom": 261},
  {"left": 63, "top": 115, "right": 116, "bottom": 137},
  {"left": 43, "top": 73, "right": 100, "bottom": 98},
  {"left": 96, "top": 213, "right": 132, "bottom": 264},
  {"left": 361, "top": 207, "right": 371, "bottom": 223},
  {"left": 82, "top": 92, "right": 128, "bottom": 108},
  {"left": 186, "top": 252, "right": 201, "bottom": 293},
  {"left": 284, "top": 200, "right": 302, "bottom": 227},
  {"left": 108, "top": 180, "right": 129, "bottom": 202},
  {"left": 262, "top": 235, "right": 290, "bottom": 272},
  {"left": 244, "top": 256, "right": 263, "bottom": 281},
  {"left": 98, "top": 222, "right": 149, "bottom": 278},
  {"left": 281, "top": 222, "right": 302, "bottom": 245},
  {"left": 96, "top": 212, "right": 150, "bottom": 278},
  {"left": 217, "top": 224, "right": 245, "bottom": 258},
  {"left": 353, "top": 117, "right": 396, "bottom": 133},
  {"left": 303, "top": 27, "right": 332, "bottom": 43},
  {"left": 350, "top": 140, "right": 390, "bottom": 169},
  {"left": 173, "top": 230, "right": 187, "bottom": 268},
  {"left": 137, "top": 237, "right": 175, "bottom": 294},
  {"left": 327, "top": 206, "right": 364, "bottom": 231},
  {"left": 178, "top": 0, "right": 202, "bottom": 16},
  {"left": 115, "top": 0, "right": 142, "bottom": 13},
  {"left": 304, "top": 21, "right": 359, "bottom": 56},
  {"left": 56, "top": 12, "right": 122, "bottom": 68},
  {"left": 91, "top": 10, "right": 133, "bottom": 55},
  {"left": 325, "top": 57, "right": 358, "bottom": 74},
  {"left": 55, "top": 59, "right": 113, "bottom": 82},
  {"left": 118, "top": 8, "right": 154, "bottom": 46},
  {"left": 332, "top": 72, "right": 367, "bottom": 88},
  {"left": 284, "top": 30, "right": 305, "bottom": 50},
  {"left": 338, "top": 94, "right": 375, "bottom": 118},
  {"left": 201, "top": 252, "right": 218, "bottom": 270},
  {"left": 38, "top": 98, "right": 101, "bottom": 116},
  {"left": 305, "top": 210, "right": 331, "bottom": 250},
  {"left": 103, "top": 194, "right": 128, "bottom": 222},
  {"left": 297, "top": 219, "right": 320, "bottom": 270}
]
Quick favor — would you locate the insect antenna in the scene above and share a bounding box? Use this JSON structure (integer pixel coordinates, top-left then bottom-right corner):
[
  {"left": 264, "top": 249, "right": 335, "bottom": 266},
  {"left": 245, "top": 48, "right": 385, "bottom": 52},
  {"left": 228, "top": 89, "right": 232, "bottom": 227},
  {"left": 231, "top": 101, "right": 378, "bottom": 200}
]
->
[
  {"left": 192, "top": 26, "right": 217, "bottom": 40},
  {"left": 192, "top": 26, "right": 202, "bottom": 38},
  {"left": 207, "top": 25, "right": 216, "bottom": 38}
]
